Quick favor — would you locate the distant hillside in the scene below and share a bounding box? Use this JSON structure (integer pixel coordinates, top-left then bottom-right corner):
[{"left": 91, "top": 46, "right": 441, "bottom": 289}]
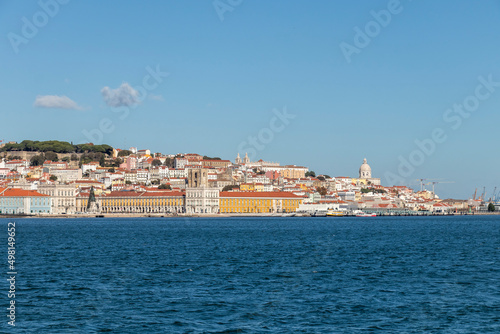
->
[{"left": 0, "top": 140, "right": 113, "bottom": 155}]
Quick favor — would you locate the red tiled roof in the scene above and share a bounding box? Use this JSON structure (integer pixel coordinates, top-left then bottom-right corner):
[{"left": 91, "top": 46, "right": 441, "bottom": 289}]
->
[
  {"left": 0, "top": 188, "right": 49, "bottom": 197},
  {"left": 220, "top": 191, "right": 301, "bottom": 199}
]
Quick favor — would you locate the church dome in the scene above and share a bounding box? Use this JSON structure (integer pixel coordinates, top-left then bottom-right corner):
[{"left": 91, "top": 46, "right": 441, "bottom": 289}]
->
[{"left": 359, "top": 158, "right": 372, "bottom": 178}]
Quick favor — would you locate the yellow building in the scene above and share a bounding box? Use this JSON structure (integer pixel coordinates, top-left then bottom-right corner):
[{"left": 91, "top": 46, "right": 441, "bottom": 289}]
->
[
  {"left": 279, "top": 166, "right": 308, "bottom": 179},
  {"left": 220, "top": 191, "right": 303, "bottom": 213},
  {"left": 352, "top": 178, "right": 368, "bottom": 186},
  {"left": 77, "top": 189, "right": 185, "bottom": 213},
  {"left": 239, "top": 183, "right": 265, "bottom": 192}
]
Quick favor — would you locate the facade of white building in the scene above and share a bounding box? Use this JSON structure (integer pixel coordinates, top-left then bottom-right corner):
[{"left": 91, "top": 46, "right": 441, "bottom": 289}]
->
[
  {"left": 184, "top": 168, "right": 219, "bottom": 214},
  {"left": 37, "top": 183, "right": 77, "bottom": 214}
]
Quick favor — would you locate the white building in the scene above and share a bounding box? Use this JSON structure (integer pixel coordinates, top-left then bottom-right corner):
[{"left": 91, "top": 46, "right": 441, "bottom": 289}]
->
[
  {"left": 82, "top": 162, "right": 99, "bottom": 174},
  {"left": 168, "top": 168, "right": 187, "bottom": 178},
  {"left": 135, "top": 169, "right": 150, "bottom": 184},
  {"left": 51, "top": 169, "right": 83, "bottom": 182},
  {"left": 37, "top": 183, "right": 77, "bottom": 214},
  {"left": 174, "top": 158, "right": 188, "bottom": 169},
  {"left": 124, "top": 171, "right": 137, "bottom": 184},
  {"left": 185, "top": 169, "right": 219, "bottom": 214},
  {"left": 358, "top": 158, "right": 381, "bottom": 186}
]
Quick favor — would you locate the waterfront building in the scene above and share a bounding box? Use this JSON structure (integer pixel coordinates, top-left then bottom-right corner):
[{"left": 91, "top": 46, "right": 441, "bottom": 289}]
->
[
  {"left": 77, "top": 189, "right": 185, "bottom": 213},
  {"left": 185, "top": 168, "right": 219, "bottom": 214},
  {"left": 37, "top": 183, "right": 77, "bottom": 214},
  {"left": 0, "top": 187, "right": 51, "bottom": 214},
  {"left": 219, "top": 191, "right": 302, "bottom": 213}
]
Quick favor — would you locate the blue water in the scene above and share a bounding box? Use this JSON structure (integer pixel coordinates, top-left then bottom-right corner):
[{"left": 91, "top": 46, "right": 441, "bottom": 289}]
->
[{"left": 1, "top": 216, "right": 500, "bottom": 333}]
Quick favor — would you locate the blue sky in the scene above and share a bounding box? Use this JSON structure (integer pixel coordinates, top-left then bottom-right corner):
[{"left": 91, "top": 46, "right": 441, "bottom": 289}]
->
[{"left": 1, "top": 0, "right": 500, "bottom": 199}]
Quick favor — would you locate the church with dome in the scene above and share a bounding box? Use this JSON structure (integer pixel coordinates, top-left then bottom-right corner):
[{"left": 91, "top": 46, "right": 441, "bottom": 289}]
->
[{"left": 357, "top": 158, "right": 381, "bottom": 186}]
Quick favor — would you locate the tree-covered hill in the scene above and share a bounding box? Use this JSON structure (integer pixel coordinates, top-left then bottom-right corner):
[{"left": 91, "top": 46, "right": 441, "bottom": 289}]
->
[{"left": 0, "top": 140, "right": 113, "bottom": 155}]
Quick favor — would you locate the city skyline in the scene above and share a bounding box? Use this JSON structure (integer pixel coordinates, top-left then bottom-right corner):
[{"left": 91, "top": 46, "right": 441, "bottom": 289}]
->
[{"left": 1, "top": 1, "right": 500, "bottom": 199}]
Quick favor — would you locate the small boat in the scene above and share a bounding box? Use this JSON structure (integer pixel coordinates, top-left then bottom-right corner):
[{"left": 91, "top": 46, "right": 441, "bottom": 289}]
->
[
  {"left": 312, "top": 210, "right": 328, "bottom": 217},
  {"left": 356, "top": 212, "right": 376, "bottom": 217},
  {"left": 327, "top": 210, "right": 344, "bottom": 217}
]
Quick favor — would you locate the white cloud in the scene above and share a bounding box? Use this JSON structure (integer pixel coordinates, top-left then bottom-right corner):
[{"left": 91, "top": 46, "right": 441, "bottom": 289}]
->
[
  {"left": 33, "top": 95, "right": 83, "bottom": 110},
  {"left": 101, "top": 82, "right": 139, "bottom": 107}
]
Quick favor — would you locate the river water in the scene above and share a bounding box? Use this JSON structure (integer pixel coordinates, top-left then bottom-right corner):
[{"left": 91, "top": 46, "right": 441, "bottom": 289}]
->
[{"left": 1, "top": 216, "right": 499, "bottom": 333}]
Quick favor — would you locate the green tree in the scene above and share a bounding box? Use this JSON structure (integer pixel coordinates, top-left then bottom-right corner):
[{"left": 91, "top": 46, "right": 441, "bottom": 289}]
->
[
  {"left": 222, "top": 185, "right": 239, "bottom": 192},
  {"left": 488, "top": 202, "right": 496, "bottom": 212},
  {"left": 164, "top": 158, "right": 174, "bottom": 168},
  {"left": 99, "top": 154, "right": 105, "bottom": 167},
  {"left": 118, "top": 150, "right": 132, "bottom": 157},
  {"left": 306, "top": 171, "right": 316, "bottom": 177},
  {"left": 361, "top": 188, "right": 386, "bottom": 194},
  {"left": 125, "top": 180, "right": 132, "bottom": 185},
  {"left": 44, "top": 151, "right": 58, "bottom": 161},
  {"left": 316, "top": 186, "right": 327, "bottom": 196},
  {"left": 30, "top": 154, "right": 45, "bottom": 166},
  {"left": 108, "top": 168, "right": 116, "bottom": 173},
  {"left": 151, "top": 159, "right": 162, "bottom": 167},
  {"left": 158, "top": 184, "right": 171, "bottom": 190},
  {"left": 49, "top": 175, "right": 58, "bottom": 181},
  {"left": 112, "top": 158, "right": 123, "bottom": 167},
  {"left": 62, "top": 157, "right": 70, "bottom": 162}
]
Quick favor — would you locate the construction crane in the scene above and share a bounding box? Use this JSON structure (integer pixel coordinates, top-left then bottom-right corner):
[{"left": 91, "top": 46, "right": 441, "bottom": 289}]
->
[
  {"left": 417, "top": 179, "right": 427, "bottom": 192},
  {"left": 478, "top": 187, "right": 486, "bottom": 202},
  {"left": 473, "top": 188, "right": 477, "bottom": 200},
  {"left": 489, "top": 186, "right": 497, "bottom": 202},
  {"left": 425, "top": 181, "right": 455, "bottom": 199},
  {"left": 416, "top": 178, "right": 441, "bottom": 192}
]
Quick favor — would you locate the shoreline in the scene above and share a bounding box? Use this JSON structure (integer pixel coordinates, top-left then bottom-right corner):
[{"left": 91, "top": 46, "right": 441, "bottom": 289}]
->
[{"left": 1, "top": 212, "right": 500, "bottom": 219}]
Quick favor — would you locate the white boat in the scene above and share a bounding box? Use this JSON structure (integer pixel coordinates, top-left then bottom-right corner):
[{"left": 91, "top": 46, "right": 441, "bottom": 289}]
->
[
  {"left": 356, "top": 212, "right": 376, "bottom": 217},
  {"left": 312, "top": 210, "right": 328, "bottom": 217}
]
